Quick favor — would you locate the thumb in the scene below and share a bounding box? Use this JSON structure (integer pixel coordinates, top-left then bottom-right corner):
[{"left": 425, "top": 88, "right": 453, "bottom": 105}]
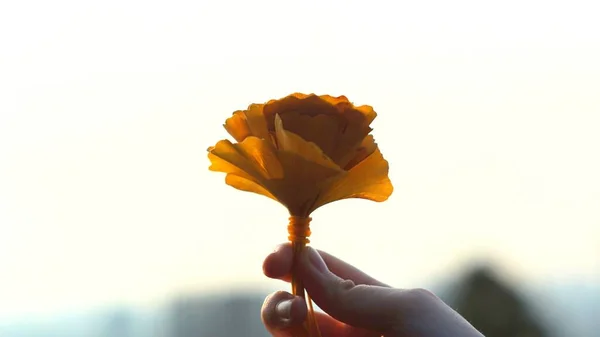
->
[{"left": 297, "top": 247, "right": 409, "bottom": 333}]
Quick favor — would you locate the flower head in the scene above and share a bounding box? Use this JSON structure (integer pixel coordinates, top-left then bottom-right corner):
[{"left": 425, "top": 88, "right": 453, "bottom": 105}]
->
[{"left": 208, "top": 93, "right": 393, "bottom": 217}]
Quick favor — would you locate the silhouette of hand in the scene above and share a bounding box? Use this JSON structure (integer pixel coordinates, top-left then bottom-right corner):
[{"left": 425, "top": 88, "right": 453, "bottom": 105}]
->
[{"left": 261, "top": 243, "right": 484, "bottom": 337}]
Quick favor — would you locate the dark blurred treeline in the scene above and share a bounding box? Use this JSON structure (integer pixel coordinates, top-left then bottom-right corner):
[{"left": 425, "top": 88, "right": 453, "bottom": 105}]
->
[{"left": 442, "top": 266, "right": 549, "bottom": 337}]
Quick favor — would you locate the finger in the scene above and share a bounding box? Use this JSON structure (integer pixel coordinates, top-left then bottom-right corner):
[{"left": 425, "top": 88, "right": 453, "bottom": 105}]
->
[
  {"left": 261, "top": 291, "right": 381, "bottom": 337},
  {"left": 315, "top": 312, "right": 382, "bottom": 337},
  {"left": 263, "top": 243, "right": 388, "bottom": 287},
  {"left": 298, "top": 246, "right": 416, "bottom": 333},
  {"left": 263, "top": 244, "right": 294, "bottom": 282},
  {"left": 261, "top": 291, "right": 307, "bottom": 337}
]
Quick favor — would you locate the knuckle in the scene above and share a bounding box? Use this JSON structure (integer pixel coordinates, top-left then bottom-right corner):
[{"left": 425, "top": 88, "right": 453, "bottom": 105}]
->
[
  {"left": 338, "top": 278, "right": 357, "bottom": 292},
  {"left": 409, "top": 287, "right": 437, "bottom": 300},
  {"left": 324, "top": 277, "right": 356, "bottom": 303},
  {"left": 399, "top": 288, "right": 440, "bottom": 310}
]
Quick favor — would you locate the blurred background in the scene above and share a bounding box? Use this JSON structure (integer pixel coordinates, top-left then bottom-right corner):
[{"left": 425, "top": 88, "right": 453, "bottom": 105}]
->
[{"left": 1, "top": 0, "right": 599, "bottom": 336}]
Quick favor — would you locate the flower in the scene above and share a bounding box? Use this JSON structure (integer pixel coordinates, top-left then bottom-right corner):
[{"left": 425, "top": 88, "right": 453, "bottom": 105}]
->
[{"left": 207, "top": 93, "right": 393, "bottom": 217}]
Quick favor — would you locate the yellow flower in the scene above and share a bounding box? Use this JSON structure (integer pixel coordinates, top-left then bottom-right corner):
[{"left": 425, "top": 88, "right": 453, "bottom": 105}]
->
[{"left": 207, "top": 93, "right": 393, "bottom": 217}]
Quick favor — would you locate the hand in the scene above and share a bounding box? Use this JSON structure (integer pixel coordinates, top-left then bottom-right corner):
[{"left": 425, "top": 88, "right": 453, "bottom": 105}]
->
[{"left": 261, "top": 243, "right": 484, "bottom": 337}]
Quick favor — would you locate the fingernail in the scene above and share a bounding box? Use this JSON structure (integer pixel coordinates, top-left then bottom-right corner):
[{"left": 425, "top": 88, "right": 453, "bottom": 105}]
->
[
  {"left": 304, "top": 247, "right": 328, "bottom": 273},
  {"left": 275, "top": 299, "right": 293, "bottom": 319}
]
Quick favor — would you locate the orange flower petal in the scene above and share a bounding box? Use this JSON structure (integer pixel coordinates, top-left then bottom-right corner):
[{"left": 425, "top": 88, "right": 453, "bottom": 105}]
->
[
  {"left": 224, "top": 111, "right": 252, "bottom": 142},
  {"left": 223, "top": 105, "right": 271, "bottom": 142},
  {"left": 208, "top": 137, "right": 283, "bottom": 180},
  {"left": 313, "top": 147, "right": 393, "bottom": 210},
  {"left": 318, "top": 94, "right": 351, "bottom": 105},
  {"left": 329, "top": 125, "right": 373, "bottom": 167},
  {"left": 339, "top": 135, "right": 377, "bottom": 170},
  {"left": 287, "top": 92, "right": 311, "bottom": 100},
  {"left": 275, "top": 150, "right": 343, "bottom": 216},
  {"left": 278, "top": 112, "right": 340, "bottom": 158},
  {"left": 264, "top": 94, "right": 340, "bottom": 125},
  {"left": 245, "top": 104, "right": 271, "bottom": 140},
  {"left": 354, "top": 104, "right": 377, "bottom": 126},
  {"left": 274, "top": 114, "right": 343, "bottom": 172},
  {"left": 224, "top": 174, "right": 278, "bottom": 201},
  {"left": 207, "top": 151, "right": 257, "bottom": 182}
]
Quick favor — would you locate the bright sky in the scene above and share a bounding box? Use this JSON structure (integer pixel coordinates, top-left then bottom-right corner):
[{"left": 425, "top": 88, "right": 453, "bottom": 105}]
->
[{"left": 1, "top": 0, "right": 599, "bottom": 319}]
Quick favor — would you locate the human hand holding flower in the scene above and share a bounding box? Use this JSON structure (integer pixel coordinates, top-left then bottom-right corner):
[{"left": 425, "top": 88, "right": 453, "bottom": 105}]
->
[{"left": 261, "top": 243, "right": 485, "bottom": 337}]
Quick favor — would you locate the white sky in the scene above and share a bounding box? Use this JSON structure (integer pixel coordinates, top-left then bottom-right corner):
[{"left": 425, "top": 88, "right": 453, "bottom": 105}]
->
[{"left": 1, "top": 0, "right": 599, "bottom": 319}]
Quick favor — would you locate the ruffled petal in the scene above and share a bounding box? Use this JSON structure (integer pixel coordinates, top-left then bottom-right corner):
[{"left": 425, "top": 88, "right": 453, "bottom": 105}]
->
[
  {"left": 208, "top": 137, "right": 283, "bottom": 180},
  {"left": 328, "top": 102, "right": 376, "bottom": 166},
  {"left": 277, "top": 112, "right": 339, "bottom": 157},
  {"left": 318, "top": 94, "right": 351, "bottom": 105},
  {"left": 245, "top": 104, "right": 271, "bottom": 140},
  {"left": 224, "top": 111, "right": 252, "bottom": 142},
  {"left": 224, "top": 174, "right": 278, "bottom": 201},
  {"left": 275, "top": 151, "right": 344, "bottom": 216},
  {"left": 274, "top": 114, "right": 343, "bottom": 172},
  {"left": 312, "top": 148, "right": 393, "bottom": 211},
  {"left": 329, "top": 125, "right": 373, "bottom": 167},
  {"left": 207, "top": 151, "right": 257, "bottom": 182},
  {"left": 223, "top": 105, "right": 271, "bottom": 142},
  {"left": 339, "top": 135, "right": 377, "bottom": 170},
  {"left": 354, "top": 104, "right": 377, "bottom": 126},
  {"left": 263, "top": 94, "right": 340, "bottom": 125},
  {"left": 208, "top": 135, "right": 345, "bottom": 215}
]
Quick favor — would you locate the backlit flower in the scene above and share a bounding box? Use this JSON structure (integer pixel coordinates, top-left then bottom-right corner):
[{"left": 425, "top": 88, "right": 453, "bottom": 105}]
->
[{"left": 208, "top": 93, "right": 393, "bottom": 217}]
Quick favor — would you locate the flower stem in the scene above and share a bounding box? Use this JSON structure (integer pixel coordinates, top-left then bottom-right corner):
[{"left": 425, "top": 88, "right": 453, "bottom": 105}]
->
[{"left": 288, "top": 217, "right": 321, "bottom": 337}]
